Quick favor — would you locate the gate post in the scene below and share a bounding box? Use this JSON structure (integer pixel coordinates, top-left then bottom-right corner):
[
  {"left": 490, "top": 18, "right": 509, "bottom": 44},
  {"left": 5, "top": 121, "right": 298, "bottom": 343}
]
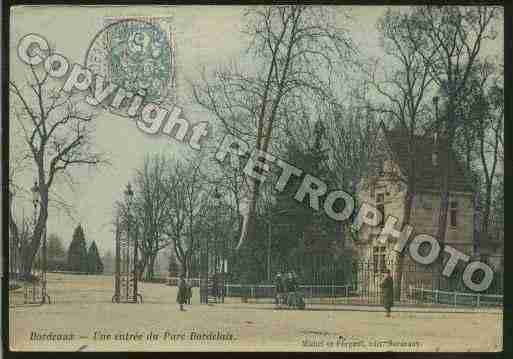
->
[
  {"left": 112, "top": 218, "right": 120, "bottom": 303},
  {"left": 112, "top": 204, "right": 141, "bottom": 304},
  {"left": 41, "top": 224, "right": 51, "bottom": 304}
]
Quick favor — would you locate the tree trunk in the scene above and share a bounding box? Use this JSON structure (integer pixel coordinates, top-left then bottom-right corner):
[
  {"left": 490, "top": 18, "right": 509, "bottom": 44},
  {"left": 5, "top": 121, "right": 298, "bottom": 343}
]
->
[
  {"left": 435, "top": 135, "right": 453, "bottom": 290},
  {"left": 22, "top": 186, "right": 49, "bottom": 277},
  {"left": 146, "top": 254, "right": 156, "bottom": 281},
  {"left": 394, "top": 184, "right": 414, "bottom": 301},
  {"left": 21, "top": 247, "right": 35, "bottom": 278},
  {"left": 481, "top": 183, "right": 493, "bottom": 243},
  {"left": 183, "top": 254, "right": 190, "bottom": 278},
  {"left": 394, "top": 138, "right": 416, "bottom": 301},
  {"left": 22, "top": 234, "right": 41, "bottom": 277},
  {"left": 138, "top": 255, "right": 148, "bottom": 281},
  {"left": 239, "top": 177, "right": 260, "bottom": 284}
]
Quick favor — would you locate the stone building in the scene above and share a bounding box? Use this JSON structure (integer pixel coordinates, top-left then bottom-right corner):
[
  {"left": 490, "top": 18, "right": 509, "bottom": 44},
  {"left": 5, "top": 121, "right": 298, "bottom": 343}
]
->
[{"left": 354, "top": 124, "right": 475, "bottom": 295}]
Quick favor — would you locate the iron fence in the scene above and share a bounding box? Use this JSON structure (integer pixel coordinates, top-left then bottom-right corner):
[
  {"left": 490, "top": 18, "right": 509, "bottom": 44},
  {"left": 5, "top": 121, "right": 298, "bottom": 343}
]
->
[
  {"left": 9, "top": 245, "right": 50, "bottom": 307},
  {"left": 220, "top": 257, "right": 503, "bottom": 307},
  {"left": 222, "top": 283, "right": 502, "bottom": 308}
]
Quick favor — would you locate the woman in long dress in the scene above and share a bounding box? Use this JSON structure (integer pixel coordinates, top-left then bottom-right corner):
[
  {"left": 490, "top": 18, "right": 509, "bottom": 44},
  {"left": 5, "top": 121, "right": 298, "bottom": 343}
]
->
[
  {"left": 381, "top": 269, "right": 394, "bottom": 318},
  {"left": 177, "top": 275, "right": 188, "bottom": 311}
]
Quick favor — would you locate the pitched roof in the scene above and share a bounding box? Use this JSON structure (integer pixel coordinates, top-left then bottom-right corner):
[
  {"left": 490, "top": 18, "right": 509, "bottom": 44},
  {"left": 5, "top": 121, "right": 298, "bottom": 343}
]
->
[{"left": 383, "top": 126, "right": 474, "bottom": 193}]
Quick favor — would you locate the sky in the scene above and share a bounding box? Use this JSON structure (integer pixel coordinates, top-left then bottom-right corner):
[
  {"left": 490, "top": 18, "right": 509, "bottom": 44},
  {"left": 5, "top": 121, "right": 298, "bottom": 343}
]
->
[{"left": 9, "top": 5, "right": 503, "bottom": 255}]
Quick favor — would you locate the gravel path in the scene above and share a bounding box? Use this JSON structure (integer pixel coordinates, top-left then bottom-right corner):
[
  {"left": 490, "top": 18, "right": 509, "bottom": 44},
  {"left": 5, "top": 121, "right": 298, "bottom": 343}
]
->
[{"left": 9, "top": 274, "right": 502, "bottom": 352}]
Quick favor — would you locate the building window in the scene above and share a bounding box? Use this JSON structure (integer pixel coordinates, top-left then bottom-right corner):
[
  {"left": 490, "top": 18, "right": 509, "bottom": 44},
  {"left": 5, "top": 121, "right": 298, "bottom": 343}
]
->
[
  {"left": 373, "top": 246, "right": 386, "bottom": 273},
  {"left": 376, "top": 193, "right": 385, "bottom": 226},
  {"left": 450, "top": 201, "right": 458, "bottom": 227}
]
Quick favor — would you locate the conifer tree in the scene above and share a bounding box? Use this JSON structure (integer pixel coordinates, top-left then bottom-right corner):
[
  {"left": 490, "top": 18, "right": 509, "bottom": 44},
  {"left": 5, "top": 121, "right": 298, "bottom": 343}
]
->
[
  {"left": 271, "top": 121, "right": 340, "bottom": 279},
  {"left": 87, "top": 241, "right": 104, "bottom": 274},
  {"left": 67, "top": 224, "right": 88, "bottom": 272}
]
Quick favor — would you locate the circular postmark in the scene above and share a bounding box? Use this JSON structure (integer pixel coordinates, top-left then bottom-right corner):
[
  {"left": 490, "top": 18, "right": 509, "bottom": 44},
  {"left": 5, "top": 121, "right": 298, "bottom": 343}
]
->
[{"left": 85, "top": 18, "right": 175, "bottom": 115}]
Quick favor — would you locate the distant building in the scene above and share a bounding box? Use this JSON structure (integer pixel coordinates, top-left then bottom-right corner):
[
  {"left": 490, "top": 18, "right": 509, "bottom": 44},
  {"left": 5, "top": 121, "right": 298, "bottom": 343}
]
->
[{"left": 354, "top": 124, "right": 476, "bottom": 295}]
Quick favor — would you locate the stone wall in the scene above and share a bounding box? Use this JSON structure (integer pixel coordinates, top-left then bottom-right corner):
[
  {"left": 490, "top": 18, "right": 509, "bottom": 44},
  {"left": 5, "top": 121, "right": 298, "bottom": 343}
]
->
[{"left": 355, "top": 176, "right": 475, "bottom": 294}]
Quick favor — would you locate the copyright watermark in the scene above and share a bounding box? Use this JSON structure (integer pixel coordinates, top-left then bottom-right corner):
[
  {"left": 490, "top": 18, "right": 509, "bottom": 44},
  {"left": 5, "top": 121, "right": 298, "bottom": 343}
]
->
[{"left": 15, "top": 26, "right": 497, "bottom": 292}]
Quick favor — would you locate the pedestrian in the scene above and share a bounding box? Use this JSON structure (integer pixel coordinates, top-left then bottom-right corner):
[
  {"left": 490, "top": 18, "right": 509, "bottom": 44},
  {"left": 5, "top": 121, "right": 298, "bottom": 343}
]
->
[
  {"left": 274, "top": 273, "right": 285, "bottom": 307},
  {"left": 217, "top": 272, "right": 225, "bottom": 303},
  {"left": 186, "top": 278, "right": 192, "bottom": 305},
  {"left": 381, "top": 269, "right": 394, "bottom": 318},
  {"left": 286, "top": 272, "right": 297, "bottom": 308},
  {"left": 290, "top": 271, "right": 305, "bottom": 309},
  {"left": 290, "top": 271, "right": 298, "bottom": 291},
  {"left": 177, "top": 274, "right": 188, "bottom": 311}
]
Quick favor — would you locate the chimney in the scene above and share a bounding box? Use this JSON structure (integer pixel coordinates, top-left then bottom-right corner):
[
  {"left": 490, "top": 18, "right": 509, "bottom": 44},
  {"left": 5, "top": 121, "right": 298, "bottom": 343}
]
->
[{"left": 432, "top": 131, "right": 438, "bottom": 166}]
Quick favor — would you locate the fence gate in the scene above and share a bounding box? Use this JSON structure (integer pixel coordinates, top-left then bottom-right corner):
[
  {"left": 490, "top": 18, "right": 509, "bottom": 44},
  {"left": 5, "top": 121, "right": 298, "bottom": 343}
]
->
[
  {"left": 112, "top": 218, "right": 142, "bottom": 303},
  {"left": 9, "top": 227, "right": 51, "bottom": 307}
]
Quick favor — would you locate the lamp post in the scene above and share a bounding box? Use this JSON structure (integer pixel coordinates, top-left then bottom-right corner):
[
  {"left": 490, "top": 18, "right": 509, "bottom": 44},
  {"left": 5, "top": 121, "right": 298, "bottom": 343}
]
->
[
  {"left": 432, "top": 95, "right": 441, "bottom": 292},
  {"left": 213, "top": 187, "right": 222, "bottom": 273},
  {"left": 17, "top": 241, "right": 22, "bottom": 282},
  {"left": 113, "top": 217, "right": 120, "bottom": 303},
  {"left": 9, "top": 189, "right": 16, "bottom": 279},
  {"left": 31, "top": 181, "right": 38, "bottom": 298},
  {"left": 213, "top": 187, "right": 222, "bottom": 302},
  {"left": 124, "top": 182, "right": 134, "bottom": 302},
  {"left": 31, "top": 180, "right": 48, "bottom": 303}
]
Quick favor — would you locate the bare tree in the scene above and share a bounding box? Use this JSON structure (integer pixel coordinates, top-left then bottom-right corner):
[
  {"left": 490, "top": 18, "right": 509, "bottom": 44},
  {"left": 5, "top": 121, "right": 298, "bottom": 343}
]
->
[
  {"left": 131, "top": 155, "right": 174, "bottom": 280},
  {"left": 406, "top": 6, "right": 500, "bottom": 271},
  {"left": 9, "top": 65, "right": 106, "bottom": 275},
  {"left": 164, "top": 156, "right": 211, "bottom": 277},
  {"left": 120, "top": 152, "right": 215, "bottom": 279},
  {"left": 461, "top": 63, "right": 504, "bottom": 243},
  {"left": 324, "top": 99, "right": 380, "bottom": 249},
  {"left": 363, "top": 8, "right": 436, "bottom": 299},
  {"left": 8, "top": 189, "right": 33, "bottom": 277},
  {"left": 325, "top": 104, "right": 377, "bottom": 188},
  {"left": 193, "top": 6, "right": 355, "bottom": 281}
]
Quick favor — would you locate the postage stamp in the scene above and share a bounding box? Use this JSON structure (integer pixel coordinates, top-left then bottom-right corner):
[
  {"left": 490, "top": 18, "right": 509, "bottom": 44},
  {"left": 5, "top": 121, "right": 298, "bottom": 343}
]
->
[
  {"left": 85, "top": 17, "right": 176, "bottom": 116},
  {"left": 7, "top": 4, "right": 504, "bottom": 353}
]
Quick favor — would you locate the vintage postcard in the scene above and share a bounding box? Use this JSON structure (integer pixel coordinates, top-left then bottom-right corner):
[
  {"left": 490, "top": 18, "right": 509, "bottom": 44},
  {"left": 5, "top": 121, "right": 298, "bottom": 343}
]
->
[{"left": 7, "top": 4, "right": 504, "bottom": 352}]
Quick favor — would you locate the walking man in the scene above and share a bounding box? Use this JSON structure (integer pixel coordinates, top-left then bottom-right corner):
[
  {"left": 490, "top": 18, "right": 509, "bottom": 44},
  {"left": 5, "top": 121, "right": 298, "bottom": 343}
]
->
[
  {"left": 381, "top": 269, "right": 394, "bottom": 318},
  {"left": 217, "top": 272, "right": 225, "bottom": 303},
  {"left": 177, "top": 274, "right": 188, "bottom": 311},
  {"left": 211, "top": 273, "right": 219, "bottom": 303},
  {"left": 274, "top": 273, "right": 285, "bottom": 308}
]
